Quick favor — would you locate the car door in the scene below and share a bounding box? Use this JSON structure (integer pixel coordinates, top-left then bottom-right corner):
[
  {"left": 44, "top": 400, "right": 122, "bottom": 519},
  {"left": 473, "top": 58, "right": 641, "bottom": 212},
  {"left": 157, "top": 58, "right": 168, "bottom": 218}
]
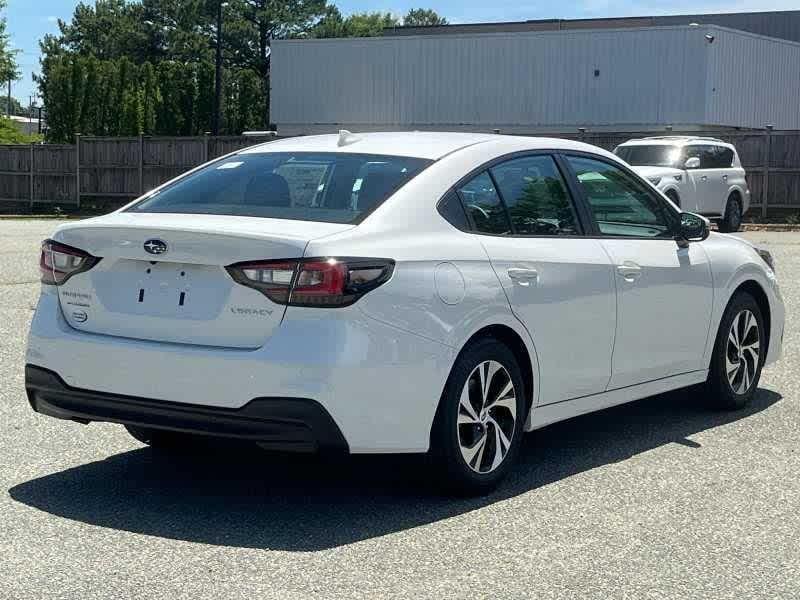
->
[
  {"left": 563, "top": 154, "right": 714, "bottom": 390},
  {"left": 712, "top": 145, "right": 737, "bottom": 198},
  {"left": 684, "top": 144, "right": 727, "bottom": 216},
  {"left": 457, "top": 154, "right": 617, "bottom": 405}
]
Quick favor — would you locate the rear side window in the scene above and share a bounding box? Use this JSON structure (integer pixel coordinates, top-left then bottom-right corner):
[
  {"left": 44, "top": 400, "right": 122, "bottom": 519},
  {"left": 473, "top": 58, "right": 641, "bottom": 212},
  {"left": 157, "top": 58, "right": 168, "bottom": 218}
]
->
[
  {"left": 684, "top": 145, "right": 716, "bottom": 169},
  {"left": 457, "top": 172, "right": 511, "bottom": 235},
  {"left": 128, "top": 152, "right": 432, "bottom": 224},
  {"left": 490, "top": 155, "right": 578, "bottom": 235},
  {"left": 714, "top": 147, "right": 734, "bottom": 168}
]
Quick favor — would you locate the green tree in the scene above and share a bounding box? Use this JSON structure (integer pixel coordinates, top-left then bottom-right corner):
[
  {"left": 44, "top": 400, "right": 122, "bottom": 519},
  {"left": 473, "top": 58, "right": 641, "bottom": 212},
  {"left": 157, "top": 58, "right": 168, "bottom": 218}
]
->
[
  {"left": 0, "top": 0, "right": 19, "bottom": 86},
  {"left": 312, "top": 8, "right": 401, "bottom": 38},
  {"left": 223, "top": 0, "right": 329, "bottom": 125},
  {"left": 403, "top": 8, "right": 448, "bottom": 27},
  {"left": 141, "top": 62, "right": 160, "bottom": 134}
]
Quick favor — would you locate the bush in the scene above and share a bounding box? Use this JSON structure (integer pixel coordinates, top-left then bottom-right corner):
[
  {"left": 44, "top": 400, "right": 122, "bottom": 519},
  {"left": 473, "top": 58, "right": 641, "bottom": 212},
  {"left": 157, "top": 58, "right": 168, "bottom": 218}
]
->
[{"left": 0, "top": 117, "right": 41, "bottom": 144}]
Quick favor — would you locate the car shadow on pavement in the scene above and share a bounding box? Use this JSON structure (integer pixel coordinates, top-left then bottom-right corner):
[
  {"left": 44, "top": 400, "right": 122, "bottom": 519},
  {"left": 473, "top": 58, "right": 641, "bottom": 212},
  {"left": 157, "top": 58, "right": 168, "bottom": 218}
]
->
[{"left": 9, "top": 386, "right": 781, "bottom": 551}]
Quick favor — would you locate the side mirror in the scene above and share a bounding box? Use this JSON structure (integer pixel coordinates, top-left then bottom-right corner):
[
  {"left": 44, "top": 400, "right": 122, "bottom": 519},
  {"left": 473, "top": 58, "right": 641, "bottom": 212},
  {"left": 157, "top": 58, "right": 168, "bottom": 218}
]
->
[
  {"left": 677, "top": 212, "right": 709, "bottom": 247},
  {"left": 684, "top": 157, "right": 701, "bottom": 169}
]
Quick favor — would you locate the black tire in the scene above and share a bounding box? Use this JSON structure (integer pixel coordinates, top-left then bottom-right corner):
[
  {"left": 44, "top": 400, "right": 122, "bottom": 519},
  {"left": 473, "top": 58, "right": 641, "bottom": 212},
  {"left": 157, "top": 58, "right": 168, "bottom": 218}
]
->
[
  {"left": 665, "top": 189, "right": 681, "bottom": 208},
  {"left": 125, "top": 425, "right": 202, "bottom": 449},
  {"left": 718, "top": 196, "right": 742, "bottom": 233},
  {"left": 430, "top": 338, "right": 526, "bottom": 495},
  {"left": 706, "top": 292, "right": 765, "bottom": 410}
]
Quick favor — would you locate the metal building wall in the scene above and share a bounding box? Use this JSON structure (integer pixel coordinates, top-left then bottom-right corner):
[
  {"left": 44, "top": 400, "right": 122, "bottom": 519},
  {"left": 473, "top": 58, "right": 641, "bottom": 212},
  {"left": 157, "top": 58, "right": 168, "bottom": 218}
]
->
[
  {"left": 705, "top": 28, "right": 800, "bottom": 129},
  {"left": 271, "top": 26, "right": 711, "bottom": 133}
]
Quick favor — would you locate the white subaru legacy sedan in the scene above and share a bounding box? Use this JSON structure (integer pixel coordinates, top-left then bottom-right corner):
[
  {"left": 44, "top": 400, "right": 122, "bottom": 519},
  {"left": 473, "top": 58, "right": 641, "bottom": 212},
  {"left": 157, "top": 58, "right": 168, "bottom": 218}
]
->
[{"left": 26, "top": 132, "right": 784, "bottom": 493}]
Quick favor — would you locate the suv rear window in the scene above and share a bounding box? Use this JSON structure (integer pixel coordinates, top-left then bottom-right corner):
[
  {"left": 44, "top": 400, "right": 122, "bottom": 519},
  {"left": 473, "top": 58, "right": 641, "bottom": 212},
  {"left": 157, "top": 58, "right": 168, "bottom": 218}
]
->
[{"left": 128, "top": 152, "right": 432, "bottom": 223}]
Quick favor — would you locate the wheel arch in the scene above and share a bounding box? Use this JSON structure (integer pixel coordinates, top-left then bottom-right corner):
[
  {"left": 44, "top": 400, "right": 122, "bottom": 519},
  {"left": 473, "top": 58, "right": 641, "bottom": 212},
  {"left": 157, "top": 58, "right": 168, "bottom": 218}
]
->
[
  {"left": 710, "top": 279, "right": 772, "bottom": 369},
  {"left": 430, "top": 323, "right": 538, "bottom": 445},
  {"left": 733, "top": 279, "right": 771, "bottom": 355}
]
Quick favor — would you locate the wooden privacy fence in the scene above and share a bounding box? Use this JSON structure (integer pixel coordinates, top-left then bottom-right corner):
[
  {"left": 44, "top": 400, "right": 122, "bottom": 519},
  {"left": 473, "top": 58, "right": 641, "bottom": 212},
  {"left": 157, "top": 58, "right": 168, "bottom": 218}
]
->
[
  {"left": 0, "top": 134, "right": 280, "bottom": 210},
  {"left": 0, "top": 130, "right": 799, "bottom": 217}
]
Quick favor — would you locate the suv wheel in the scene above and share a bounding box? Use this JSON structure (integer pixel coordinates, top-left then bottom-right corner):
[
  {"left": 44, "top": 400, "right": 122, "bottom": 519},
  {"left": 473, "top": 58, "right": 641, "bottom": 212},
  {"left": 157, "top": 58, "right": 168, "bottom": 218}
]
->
[
  {"left": 665, "top": 189, "right": 680, "bottom": 208},
  {"left": 718, "top": 196, "right": 742, "bottom": 233},
  {"left": 706, "top": 292, "right": 764, "bottom": 410},
  {"left": 431, "top": 338, "right": 525, "bottom": 494}
]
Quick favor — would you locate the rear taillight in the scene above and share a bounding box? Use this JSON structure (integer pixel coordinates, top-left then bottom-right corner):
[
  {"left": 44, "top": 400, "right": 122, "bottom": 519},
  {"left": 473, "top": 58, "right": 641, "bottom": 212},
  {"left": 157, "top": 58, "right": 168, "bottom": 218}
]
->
[
  {"left": 40, "top": 239, "right": 101, "bottom": 285},
  {"left": 226, "top": 257, "right": 394, "bottom": 307}
]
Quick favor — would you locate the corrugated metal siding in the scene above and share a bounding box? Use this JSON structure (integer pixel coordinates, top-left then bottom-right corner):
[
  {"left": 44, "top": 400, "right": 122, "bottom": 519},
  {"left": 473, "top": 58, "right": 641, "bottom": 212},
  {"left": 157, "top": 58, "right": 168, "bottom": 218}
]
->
[
  {"left": 271, "top": 26, "right": 710, "bottom": 130},
  {"left": 706, "top": 27, "right": 800, "bottom": 129}
]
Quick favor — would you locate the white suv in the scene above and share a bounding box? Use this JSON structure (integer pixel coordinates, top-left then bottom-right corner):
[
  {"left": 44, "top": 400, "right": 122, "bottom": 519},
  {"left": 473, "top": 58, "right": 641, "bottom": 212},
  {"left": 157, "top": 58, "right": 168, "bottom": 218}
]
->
[{"left": 614, "top": 137, "right": 750, "bottom": 232}]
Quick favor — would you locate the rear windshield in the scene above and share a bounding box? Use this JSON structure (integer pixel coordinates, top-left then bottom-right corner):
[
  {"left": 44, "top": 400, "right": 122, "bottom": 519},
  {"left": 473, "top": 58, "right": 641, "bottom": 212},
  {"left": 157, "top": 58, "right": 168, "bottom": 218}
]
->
[
  {"left": 128, "top": 152, "right": 432, "bottom": 223},
  {"left": 614, "top": 145, "right": 682, "bottom": 168}
]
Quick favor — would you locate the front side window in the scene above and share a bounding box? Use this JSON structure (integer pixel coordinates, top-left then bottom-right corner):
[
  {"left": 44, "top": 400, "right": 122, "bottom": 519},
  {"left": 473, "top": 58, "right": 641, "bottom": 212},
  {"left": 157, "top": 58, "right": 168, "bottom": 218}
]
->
[
  {"left": 457, "top": 172, "right": 511, "bottom": 235},
  {"left": 614, "top": 145, "right": 682, "bottom": 168},
  {"left": 129, "top": 152, "right": 432, "bottom": 224},
  {"left": 567, "top": 156, "right": 678, "bottom": 238},
  {"left": 490, "top": 155, "right": 578, "bottom": 235}
]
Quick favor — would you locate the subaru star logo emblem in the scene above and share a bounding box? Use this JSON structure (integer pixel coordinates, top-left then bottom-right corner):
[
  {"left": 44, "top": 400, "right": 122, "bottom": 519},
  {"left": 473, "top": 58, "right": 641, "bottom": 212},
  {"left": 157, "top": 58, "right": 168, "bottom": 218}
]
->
[{"left": 143, "top": 239, "right": 168, "bottom": 255}]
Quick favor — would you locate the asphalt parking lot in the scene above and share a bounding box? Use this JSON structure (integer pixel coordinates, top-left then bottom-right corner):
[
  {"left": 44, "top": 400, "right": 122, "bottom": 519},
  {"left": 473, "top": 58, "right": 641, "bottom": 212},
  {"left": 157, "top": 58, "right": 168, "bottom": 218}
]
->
[{"left": 1, "top": 219, "right": 798, "bottom": 599}]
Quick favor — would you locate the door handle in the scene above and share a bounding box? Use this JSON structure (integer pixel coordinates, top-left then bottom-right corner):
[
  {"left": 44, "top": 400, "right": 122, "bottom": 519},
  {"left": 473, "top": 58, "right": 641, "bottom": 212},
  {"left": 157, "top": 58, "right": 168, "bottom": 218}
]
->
[
  {"left": 616, "top": 262, "right": 642, "bottom": 282},
  {"left": 700, "top": 175, "right": 708, "bottom": 182},
  {"left": 507, "top": 268, "right": 538, "bottom": 285},
  {"left": 722, "top": 174, "right": 728, "bottom": 181}
]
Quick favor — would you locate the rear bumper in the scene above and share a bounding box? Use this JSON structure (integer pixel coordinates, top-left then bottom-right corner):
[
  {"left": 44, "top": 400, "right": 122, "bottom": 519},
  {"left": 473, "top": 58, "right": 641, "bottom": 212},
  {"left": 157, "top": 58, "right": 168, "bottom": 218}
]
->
[
  {"left": 25, "top": 365, "right": 348, "bottom": 452},
  {"left": 26, "top": 289, "right": 455, "bottom": 453}
]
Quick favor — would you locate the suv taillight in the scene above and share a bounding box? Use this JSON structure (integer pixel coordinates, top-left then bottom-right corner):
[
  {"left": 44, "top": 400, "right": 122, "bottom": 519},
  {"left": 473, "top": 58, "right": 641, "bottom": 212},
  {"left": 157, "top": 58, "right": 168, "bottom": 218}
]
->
[
  {"left": 40, "top": 239, "right": 102, "bottom": 285},
  {"left": 226, "top": 257, "right": 394, "bottom": 307}
]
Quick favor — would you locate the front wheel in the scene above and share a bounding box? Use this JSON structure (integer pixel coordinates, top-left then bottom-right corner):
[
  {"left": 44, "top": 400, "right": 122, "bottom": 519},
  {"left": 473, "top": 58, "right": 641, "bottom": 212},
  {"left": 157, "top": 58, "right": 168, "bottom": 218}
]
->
[
  {"left": 706, "top": 292, "right": 765, "bottom": 410},
  {"left": 718, "top": 196, "right": 742, "bottom": 233},
  {"left": 430, "top": 338, "right": 526, "bottom": 495}
]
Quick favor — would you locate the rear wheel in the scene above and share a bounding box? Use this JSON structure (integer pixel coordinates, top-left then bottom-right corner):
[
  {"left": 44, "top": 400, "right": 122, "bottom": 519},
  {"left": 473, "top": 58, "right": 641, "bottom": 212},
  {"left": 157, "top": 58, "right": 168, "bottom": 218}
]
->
[
  {"left": 430, "top": 338, "right": 525, "bottom": 495},
  {"left": 718, "top": 196, "right": 742, "bottom": 233},
  {"left": 706, "top": 292, "right": 765, "bottom": 410},
  {"left": 665, "top": 189, "right": 680, "bottom": 208}
]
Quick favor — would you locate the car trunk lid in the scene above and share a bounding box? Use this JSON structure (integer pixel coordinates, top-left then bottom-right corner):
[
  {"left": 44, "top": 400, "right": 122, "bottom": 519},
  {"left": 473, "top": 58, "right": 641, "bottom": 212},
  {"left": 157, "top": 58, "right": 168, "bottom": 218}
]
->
[{"left": 53, "top": 213, "right": 353, "bottom": 348}]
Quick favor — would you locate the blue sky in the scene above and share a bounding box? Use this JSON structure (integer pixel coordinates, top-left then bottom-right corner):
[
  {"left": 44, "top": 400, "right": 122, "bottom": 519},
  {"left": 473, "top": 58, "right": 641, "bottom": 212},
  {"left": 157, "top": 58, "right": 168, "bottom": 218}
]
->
[{"left": 4, "top": 0, "right": 798, "bottom": 103}]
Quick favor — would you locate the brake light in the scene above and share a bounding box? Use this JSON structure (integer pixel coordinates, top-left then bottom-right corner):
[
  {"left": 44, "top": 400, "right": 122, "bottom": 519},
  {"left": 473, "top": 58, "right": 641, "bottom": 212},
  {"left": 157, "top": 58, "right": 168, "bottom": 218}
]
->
[
  {"left": 226, "top": 257, "right": 394, "bottom": 307},
  {"left": 40, "top": 239, "right": 102, "bottom": 285}
]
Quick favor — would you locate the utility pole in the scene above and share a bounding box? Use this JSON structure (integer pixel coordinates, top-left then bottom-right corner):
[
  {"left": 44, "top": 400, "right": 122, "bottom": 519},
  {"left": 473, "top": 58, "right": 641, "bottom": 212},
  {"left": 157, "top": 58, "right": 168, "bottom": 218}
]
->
[
  {"left": 211, "top": 0, "right": 225, "bottom": 136},
  {"left": 6, "top": 79, "right": 10, "bottom": 117}
]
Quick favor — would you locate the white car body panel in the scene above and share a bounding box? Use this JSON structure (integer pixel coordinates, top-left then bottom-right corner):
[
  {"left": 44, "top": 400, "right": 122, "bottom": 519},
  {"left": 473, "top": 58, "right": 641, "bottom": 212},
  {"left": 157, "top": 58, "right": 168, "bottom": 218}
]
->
[
  {"left": 598, "top": 238, "right": 713, "bottom": 388},
  {"left": 26, "top": 132, "right": 784, "bottom": 454}
]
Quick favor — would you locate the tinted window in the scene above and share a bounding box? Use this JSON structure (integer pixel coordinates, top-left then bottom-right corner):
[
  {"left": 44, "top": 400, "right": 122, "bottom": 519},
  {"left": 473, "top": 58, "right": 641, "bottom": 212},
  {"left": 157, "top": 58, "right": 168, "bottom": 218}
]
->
[
  {"left": 457, "top": 172, "right": 511, "bottom": 235},
  {"left": 129, "top": 152, "right": 432, "bottom": 223},
  {"left": 567, "top": 156, "right": 678, "bottom": 238},
  {"left": 713, "top": 146, "right": 734, "bottom": 168},
  {"left": 684, "top": 145, "right": 716, "bottom": 169},
  {"left": 438, "top": 191, "right": 470, "bottom": 231},
  {"left": 614, "top": 145, "right": 682, "bottom": 167},
  {"left": 491, "top": 155, "right": 578, "bottom": 235}
]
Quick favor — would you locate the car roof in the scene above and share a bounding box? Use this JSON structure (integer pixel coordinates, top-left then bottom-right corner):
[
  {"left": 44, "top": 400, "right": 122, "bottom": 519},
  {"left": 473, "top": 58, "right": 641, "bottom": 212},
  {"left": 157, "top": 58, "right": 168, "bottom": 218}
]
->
[
  {"left": 618, "top": 136, "right": 734, "bottom": 148},
  {"left": 240, "top": 131, "right": 611, "bottom": 161}
]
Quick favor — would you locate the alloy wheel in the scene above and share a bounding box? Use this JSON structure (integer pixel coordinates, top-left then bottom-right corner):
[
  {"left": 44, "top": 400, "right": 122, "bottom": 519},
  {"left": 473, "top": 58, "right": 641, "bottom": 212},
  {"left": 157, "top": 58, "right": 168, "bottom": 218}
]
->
[
  {"left": 726, "top": 309, "right": 760, "bottom": 394},
  {"left": 457, "top": 360, "right": 517, "bottom": 473}
]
